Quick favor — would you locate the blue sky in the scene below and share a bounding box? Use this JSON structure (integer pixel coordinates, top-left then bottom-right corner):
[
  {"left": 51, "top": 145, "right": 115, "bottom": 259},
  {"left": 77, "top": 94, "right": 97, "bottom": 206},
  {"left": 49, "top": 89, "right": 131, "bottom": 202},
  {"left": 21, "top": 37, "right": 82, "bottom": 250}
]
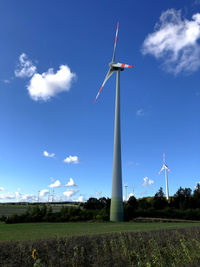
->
[{"left": 0, "top": 0, "right": 200, "bottom": 202}]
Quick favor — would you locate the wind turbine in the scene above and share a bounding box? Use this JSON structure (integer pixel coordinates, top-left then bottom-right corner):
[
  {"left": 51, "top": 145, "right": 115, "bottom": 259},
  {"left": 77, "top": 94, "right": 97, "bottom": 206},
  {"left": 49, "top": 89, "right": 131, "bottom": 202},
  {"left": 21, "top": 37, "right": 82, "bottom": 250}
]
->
[
  {"left": 38, "top": 190, "right": 40, "bottom": 203},
  {"left": 159, "top": 153, "right": 170, "bottom": 200},
  {"left": 94, "top": 23, "right": 132, "bottom": 221}
]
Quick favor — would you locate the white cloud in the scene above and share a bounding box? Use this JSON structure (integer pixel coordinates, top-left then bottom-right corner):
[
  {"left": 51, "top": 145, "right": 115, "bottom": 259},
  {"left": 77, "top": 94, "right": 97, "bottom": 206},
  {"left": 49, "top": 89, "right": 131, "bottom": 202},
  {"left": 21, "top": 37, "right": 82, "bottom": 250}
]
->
[
  {"left": 39, "top": 189, "right": 49, "bottom": 197},
  {"left": 148, "top": 179, "right": 154, "bottom": 185},
  {"left": 124, "top": 193, "right": 134, "bottom": 201},
  {"left": 20, "top": 193, "right": 36, "bottom": 202},
  {"left": 0, "top": 193, "right": 15, "bottom": 200},
  {"left": 65, "top": 178, "right": 76, "bottom": 187},
  {"left": 27, "top": 65, "right": 76, "bottom": 101},
  {"left": 3, "top": 79, "right": 10, "bottom": 84},
  {"left": 0, "top": 192, "right": 37, "bottom": 202},
  {"left": 15, "top": 192, "right": 21, "bottom": 198},
  {"left": 142, "top": 176, "right": 154, "bottom": 187},
  {"left": 128, "top": 193, "right": 134, "bottom": 199},
  {"left": 0, "top": 187, "right": 5, "bottom": 191},
  {"left": 136, "top": 109, "right": 144, "bottom": 116},
  {"left": 76, "top": 195, "right": 86, "bottom": 202},
  {"left": 64, "top": 155, "right": 79, "bottom": 164},
  {"left": 51, "top": 194, "right": 63, "bottom": 202},
  {"left": 142, "top": 9, "right": 200, "bottom": 73},
  {"left": 15, "top": 53, "right": 37, "bottom": 78},
  {"left": 63, "top": 189, "right": 79, "bottom": 198},
  {"left": 43, "top": 150, "right": 55, "bottom": 158},
  {"left": 49, "top": 180, "right": 61, "bottom": 188}
]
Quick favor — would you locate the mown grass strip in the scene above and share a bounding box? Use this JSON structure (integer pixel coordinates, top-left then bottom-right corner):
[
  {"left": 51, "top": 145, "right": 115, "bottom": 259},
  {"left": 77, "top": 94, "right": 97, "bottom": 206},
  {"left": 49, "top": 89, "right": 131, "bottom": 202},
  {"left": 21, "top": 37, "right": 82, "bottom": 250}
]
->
[{"left": 0, "top": 221, "right": 200, "bottom": 241}]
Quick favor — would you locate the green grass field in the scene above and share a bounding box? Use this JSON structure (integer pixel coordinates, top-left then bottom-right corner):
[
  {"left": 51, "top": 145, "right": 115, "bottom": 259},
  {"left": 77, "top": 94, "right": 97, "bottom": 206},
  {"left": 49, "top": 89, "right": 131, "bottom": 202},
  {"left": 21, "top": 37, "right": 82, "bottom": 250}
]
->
[{"left": 1, "top": 221, "right": 200, "bottom": 242}]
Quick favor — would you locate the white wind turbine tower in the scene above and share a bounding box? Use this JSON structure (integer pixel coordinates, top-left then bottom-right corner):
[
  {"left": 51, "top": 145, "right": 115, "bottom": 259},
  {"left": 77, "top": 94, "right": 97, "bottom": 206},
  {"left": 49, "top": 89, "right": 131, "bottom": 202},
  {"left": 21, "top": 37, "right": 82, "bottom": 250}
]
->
[
  {"left": 93, "top": 23, "right": 132, "bottom": 221},
  {"left": 159, "top": 153, "right": 171, "bottom": 200}
]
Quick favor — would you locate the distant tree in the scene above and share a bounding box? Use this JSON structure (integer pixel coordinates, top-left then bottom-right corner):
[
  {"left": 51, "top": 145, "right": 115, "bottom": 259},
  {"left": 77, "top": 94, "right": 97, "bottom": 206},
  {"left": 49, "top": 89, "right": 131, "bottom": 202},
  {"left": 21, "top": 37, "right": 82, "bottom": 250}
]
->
[
  {"left": 137, "top": 197, "right": 152, "bottom": 210},
  {"left": 193, "top": 183, "right": 200, "bottom": 208},
  {"left": 152, "top": 187, "right": 168, "bottom": 209},
  {"left": 124, "top": 196, "right": 138, "bottom": 221},
  {"left": 83, "top": 197, "right": 110, "bottom": 210},
  {"left": 99, "top": 197, "right": 110, "bottom": 210},
  {"left": 127, "top": 196, "right": 138, "bottom": 209},
  {"left": 173, "top": 187, "right": 192, "bottom": 209},
  {"left": 83, "top": 198, "right": 99, "bottom": 209}
]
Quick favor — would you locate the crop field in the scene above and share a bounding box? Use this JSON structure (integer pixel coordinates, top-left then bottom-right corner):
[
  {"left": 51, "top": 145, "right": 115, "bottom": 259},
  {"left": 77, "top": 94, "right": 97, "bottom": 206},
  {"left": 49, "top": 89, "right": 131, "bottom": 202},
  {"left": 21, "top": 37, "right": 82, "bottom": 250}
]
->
[
  {"left": 1, "top": 225, "right": 200, "bottom": 266},
  {"left": 0, "top": 221, "right": 200, "bottom": 242},
  {"left": 0, "top": 203, "right": 73, "bottom": 217}
]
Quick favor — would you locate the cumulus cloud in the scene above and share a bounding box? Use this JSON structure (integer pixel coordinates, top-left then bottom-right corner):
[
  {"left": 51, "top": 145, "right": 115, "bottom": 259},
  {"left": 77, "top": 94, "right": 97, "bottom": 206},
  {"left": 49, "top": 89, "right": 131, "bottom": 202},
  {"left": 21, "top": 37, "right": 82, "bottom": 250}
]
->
[
  {"left": 0, "top": 192, "right": 37, "bottom": 202},
  {"left": 15, "top": 53, "right": 37, "bottom": 78},
  {"left": 39, "top": 189, "right": 49, "bottom": 197},
  {"left": 27, "top": 65, "right": 76, "bottom": 101},
  {"left": 43, "top": 150, "right": 55, "bottom": 158},
  {"left": 142, "top": 9, "right": 200, "bottom": 73},
  {"left": 49, "top": 180, "right": 61, "bottom": 188},
  {"left": 0, "top": 187, "right": 5, "bottom": 191},
  {"left": 64, "top": 155, "right": 79, "bottom": 164},
  {"left": 63, "top": 189, "right": 79, "bottom": 198},
  {"left": 0, "top": 193, "right": 15, "bottom": 200},
  {"left": 19, "top": 193, "right": 37, "bottom": 202},
  {"left": 142, "top": 177, "right": 154, "bottom": 187},
  {"left": 136, "top": 109, "right": 144, "bottom": 116},
  {"left": 148, "top": 179, "right": 154, "bottom": 185},
  {"left": 76, "top": 195, "right": 86, "bottom": 202},
  {"left": 65, "top": 178, "right": 76, "bottom": 187}
]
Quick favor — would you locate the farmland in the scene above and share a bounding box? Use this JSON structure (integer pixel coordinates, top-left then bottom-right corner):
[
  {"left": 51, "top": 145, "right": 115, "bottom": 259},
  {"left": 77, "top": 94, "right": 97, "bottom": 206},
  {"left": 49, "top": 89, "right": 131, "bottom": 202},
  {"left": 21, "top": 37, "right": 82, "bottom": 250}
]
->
[
  {"left": 0, "top": 221, "right": 200, "bottom": 242},
  {"left": 1, "top": 225, "right": 200, "bottom": 266},
  {"left": 2, "top": 202, "right": 200, "bottom": 265},
  {"left": 0, "top": 203, "right": 73, "bottom": 217}
]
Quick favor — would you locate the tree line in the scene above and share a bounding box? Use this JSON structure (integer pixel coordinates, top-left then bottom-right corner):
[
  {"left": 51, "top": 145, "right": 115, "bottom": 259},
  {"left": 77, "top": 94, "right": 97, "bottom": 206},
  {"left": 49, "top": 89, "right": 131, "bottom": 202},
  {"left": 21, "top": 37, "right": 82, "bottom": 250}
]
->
[{"left": 2, "top": 184, "right": 200, "bottom": 223}]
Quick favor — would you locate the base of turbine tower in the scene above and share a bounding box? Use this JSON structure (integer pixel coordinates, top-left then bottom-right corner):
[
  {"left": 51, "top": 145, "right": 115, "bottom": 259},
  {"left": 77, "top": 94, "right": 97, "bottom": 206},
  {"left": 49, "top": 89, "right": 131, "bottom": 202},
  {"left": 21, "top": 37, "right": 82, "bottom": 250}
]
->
[{"left": 110, "top": 197, "right": 124, "bottom": 222}]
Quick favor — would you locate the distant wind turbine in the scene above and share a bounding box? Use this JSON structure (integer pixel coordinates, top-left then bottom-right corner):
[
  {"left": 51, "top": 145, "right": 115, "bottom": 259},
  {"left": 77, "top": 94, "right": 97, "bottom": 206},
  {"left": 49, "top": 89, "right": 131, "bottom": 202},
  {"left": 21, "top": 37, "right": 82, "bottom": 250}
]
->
[
  {"left": 159, "top": 153, "right": 171, "bottom": 200},
  {"left": 94, "top": 23, "right": 132, "bottom": 221},
  {"left": 38, "top": 190, "right": 40, "bottom": 202}
]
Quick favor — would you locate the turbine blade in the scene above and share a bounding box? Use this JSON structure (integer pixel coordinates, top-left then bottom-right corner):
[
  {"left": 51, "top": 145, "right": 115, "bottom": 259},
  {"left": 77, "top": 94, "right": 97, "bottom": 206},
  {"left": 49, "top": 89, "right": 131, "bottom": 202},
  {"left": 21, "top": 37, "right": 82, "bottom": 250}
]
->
[
  {"left": 158, "top": 167, "right": 164, "bottom": 174},
  {"left": 112, "top": 22, "right": 119, "bottom": 62},
  {"left": 112, "top": 62, "right": 132, "bottom": 68},
  {"left": 93, "top": 69, "right": 114, "bottom": 103}
]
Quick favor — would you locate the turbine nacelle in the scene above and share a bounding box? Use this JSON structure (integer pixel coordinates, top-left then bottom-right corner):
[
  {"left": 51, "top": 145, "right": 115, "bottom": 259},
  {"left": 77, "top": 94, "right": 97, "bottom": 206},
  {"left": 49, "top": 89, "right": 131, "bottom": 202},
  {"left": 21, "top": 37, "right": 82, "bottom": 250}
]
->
[
  {"left": 159, "top": 153, "right": 170, "bottom": 200},
  {"left": 109, "top": 62, "right": 132, "bottom": 71},
  {"left": 159, "top": 164, "right": 170, "bottom": 174}
]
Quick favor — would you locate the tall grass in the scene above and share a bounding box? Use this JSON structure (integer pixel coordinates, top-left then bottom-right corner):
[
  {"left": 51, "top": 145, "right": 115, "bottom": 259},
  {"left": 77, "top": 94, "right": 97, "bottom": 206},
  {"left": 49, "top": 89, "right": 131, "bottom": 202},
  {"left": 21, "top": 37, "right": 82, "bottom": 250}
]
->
[{"left": 1, "top": 226, "right": 200, "bottom": 266}]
